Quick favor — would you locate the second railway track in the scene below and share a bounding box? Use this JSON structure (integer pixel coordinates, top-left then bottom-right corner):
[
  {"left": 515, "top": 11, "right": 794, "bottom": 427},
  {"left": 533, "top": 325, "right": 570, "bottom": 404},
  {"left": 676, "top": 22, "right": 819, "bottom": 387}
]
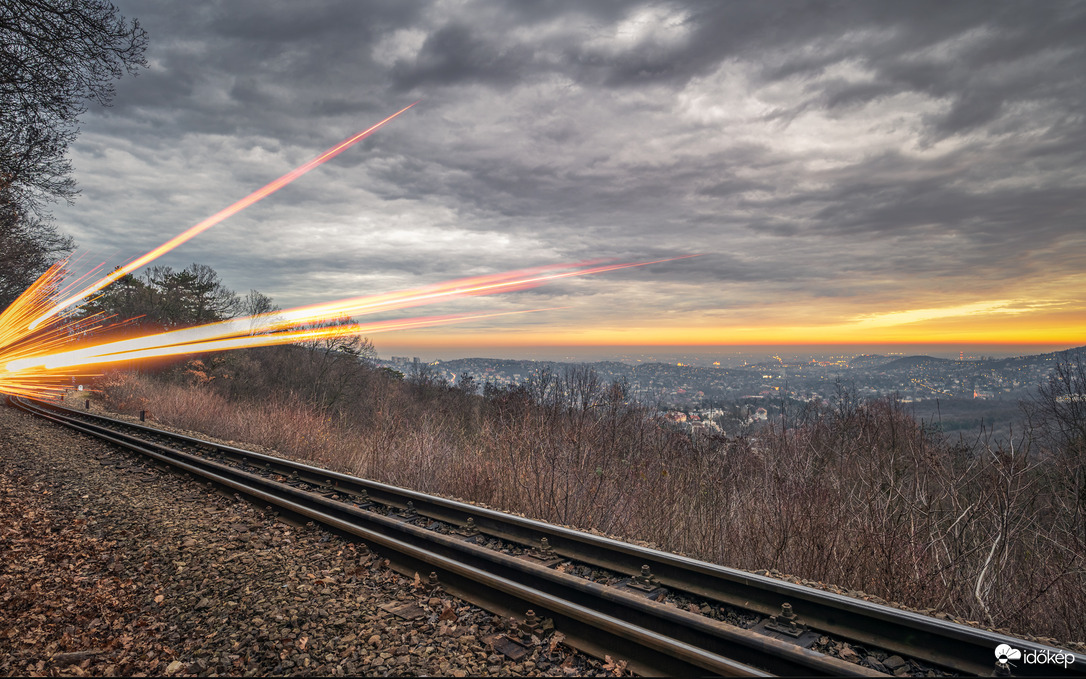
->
[{"left": 10, "top": 395, "right": 1085, "bottom": 678}]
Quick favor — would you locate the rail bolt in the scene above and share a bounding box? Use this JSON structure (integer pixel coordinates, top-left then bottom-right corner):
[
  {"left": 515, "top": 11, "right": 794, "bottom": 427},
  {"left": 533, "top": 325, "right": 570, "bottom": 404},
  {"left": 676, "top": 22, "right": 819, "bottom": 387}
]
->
[
  {"left": 779, "top": 603, "right": 797, "bottom": 622},
  {"left": 766, "top": 602, "right": 808, "bottom": 636},
  {"left": 634, "top": 564, "right": 659, "bottom": 587},
  {"left": 539, "top": 537, "right": 555, "bottom": 555},
  {"left": 519, "top": 609, "right": 553, "bottom": 637}
]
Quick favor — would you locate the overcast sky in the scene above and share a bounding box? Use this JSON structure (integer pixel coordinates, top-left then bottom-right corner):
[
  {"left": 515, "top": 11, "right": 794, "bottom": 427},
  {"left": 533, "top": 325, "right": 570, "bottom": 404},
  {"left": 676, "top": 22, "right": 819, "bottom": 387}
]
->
[{"left": 54, "top": 0, "right": 1086, "bottom": 359}]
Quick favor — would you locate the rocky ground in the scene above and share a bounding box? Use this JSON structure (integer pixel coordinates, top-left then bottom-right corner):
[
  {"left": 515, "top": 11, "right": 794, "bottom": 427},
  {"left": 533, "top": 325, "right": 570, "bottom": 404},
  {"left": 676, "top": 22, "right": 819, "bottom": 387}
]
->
[{"left": 0, "top": 403, "right": 622, "bottom": 677}]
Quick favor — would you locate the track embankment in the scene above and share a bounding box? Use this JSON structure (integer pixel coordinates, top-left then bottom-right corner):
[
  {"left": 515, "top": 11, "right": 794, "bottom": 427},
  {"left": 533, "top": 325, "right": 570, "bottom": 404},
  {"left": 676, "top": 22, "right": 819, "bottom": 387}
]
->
[{"left": 0, "top": 404, "right": 611, "bottom": 677}]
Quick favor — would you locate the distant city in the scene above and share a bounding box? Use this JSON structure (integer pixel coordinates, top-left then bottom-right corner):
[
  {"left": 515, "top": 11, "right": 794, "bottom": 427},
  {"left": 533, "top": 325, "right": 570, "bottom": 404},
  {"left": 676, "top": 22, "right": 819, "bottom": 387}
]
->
[{"left": 377, "top": 346, "right": 1085, "bottom": 442}]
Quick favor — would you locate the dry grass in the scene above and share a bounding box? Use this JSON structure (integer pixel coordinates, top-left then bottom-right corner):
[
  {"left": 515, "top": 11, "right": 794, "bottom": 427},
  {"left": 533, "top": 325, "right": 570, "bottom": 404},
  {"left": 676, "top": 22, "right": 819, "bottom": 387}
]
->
[{"left": 98, "top": 367, "right": 1086, "bottom": 641}]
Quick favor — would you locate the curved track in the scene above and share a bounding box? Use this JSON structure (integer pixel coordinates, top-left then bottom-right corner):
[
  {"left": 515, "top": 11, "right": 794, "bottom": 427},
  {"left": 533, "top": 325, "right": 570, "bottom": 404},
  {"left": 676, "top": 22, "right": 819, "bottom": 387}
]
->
[{"left": 10, "top": 396, "right": 1084, "bottom": 677}]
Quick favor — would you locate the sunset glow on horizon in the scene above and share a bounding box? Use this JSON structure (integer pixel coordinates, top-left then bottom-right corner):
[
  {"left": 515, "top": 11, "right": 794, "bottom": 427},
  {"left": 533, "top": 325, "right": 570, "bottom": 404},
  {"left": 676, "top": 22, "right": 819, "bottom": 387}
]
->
[{"left": 369, "top": 291, "right": 1086, "bottom": 356}]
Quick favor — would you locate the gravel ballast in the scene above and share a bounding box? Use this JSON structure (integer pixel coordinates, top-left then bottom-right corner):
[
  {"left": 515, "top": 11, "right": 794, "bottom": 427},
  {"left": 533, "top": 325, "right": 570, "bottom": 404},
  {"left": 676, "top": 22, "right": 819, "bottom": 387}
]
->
[{"left": 0, "top": 403, "right": 619, "bottom": 677}]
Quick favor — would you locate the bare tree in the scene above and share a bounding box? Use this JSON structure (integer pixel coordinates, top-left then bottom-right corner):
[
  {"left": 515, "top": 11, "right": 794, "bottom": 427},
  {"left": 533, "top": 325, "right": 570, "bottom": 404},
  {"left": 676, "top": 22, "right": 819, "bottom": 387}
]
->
[
  {"left": 179, "top": 263, "right": 241, "bottom": 323},
  {"left": 240, "top": 289, "right": 277, "bottom": 318},
  {"left": 292, "top": 316, "right": 376, "bottom": 410},
  {"left": 1024, "top": 352, "right": 1086, "bottom": 537},
  {"left": 1, "top": 1, "right": 146, "bottom": 310},
  {"left": 1, "top": 0, "right": 147, "bottom": 213},
  {"left": 455, "top": 371, "right": 478, "bottom": 395},
  {"left": 0, "top": 179, "right": 72, "bottom": 307}
]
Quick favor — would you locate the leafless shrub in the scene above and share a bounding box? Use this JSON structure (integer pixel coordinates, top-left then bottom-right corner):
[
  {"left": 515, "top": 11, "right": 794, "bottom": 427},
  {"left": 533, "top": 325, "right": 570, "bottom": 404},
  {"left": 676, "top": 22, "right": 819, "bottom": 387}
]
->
[{"left": 98, "top": 363, "right": 1086, "bottom": 640}]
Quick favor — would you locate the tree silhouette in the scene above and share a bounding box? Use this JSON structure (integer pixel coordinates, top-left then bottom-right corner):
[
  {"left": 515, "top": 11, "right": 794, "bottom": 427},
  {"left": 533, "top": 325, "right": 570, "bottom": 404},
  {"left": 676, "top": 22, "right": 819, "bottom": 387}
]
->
[
  {"left": 1, "top": 0, "right": 147, "bottom": 212},
  {"left": 1, "top": 1, "right": 147, "bottom": 309}
]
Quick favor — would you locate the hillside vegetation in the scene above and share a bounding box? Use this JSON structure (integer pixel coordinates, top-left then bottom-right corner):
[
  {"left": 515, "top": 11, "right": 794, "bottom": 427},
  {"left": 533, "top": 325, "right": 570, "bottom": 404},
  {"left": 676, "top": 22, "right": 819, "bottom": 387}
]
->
[{"left": 97, "top": 344, "right": 1086, "bottom": 641}]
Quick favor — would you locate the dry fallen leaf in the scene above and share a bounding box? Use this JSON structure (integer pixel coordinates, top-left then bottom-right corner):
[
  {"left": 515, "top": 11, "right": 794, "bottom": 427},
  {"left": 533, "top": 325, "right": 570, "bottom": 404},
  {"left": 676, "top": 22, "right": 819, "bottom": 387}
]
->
[
  {"left": 602, "top": 654, "right": 629, "bottom": 676},
  {"left": 548, "top": 631, "right": 566, "bottom": 654}
]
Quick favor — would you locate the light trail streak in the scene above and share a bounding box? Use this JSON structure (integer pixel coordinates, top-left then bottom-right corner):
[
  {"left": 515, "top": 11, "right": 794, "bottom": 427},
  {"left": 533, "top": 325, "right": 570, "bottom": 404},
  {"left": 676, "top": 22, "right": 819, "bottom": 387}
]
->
[
  {"left": 27, "top": 102, "right": 418, "bottom": 331},
  {"left": 0, "top": 263, "right": 112, "bottom": 397},
  {"left": 265, "top": 256, "right": 694, "bottom": 327},
  {"left": 1, "top": 257, "right": 689, "bottom": 398},
  {"left": 0, "top": 95, "right": 699, "bottom": 400},
  {"left": 13, "top": 309, "right": 551, "bottom": 372}
]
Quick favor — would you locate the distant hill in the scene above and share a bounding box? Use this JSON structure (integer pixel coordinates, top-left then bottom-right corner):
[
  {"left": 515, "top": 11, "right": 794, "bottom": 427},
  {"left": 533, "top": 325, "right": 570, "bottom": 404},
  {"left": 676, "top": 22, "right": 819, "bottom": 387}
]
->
[
  {"left": 881, "top": 355, "right": 954, "bottom": 371},
  {"left": 848, "top": 354, "right": 893, "bottom": 368},
  {"left": 968, "top": 345, "right": 1084, "bottom": 371}
]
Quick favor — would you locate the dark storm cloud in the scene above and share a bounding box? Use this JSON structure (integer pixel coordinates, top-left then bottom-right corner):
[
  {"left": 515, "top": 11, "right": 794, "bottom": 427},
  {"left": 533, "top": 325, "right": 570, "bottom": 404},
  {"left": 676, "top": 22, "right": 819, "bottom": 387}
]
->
[
  {"left": 51, "top": 0, "right": 1086, "bottom": 343},
  {"left": 391, "top": 24, "right": 535, "bottom": 90}
]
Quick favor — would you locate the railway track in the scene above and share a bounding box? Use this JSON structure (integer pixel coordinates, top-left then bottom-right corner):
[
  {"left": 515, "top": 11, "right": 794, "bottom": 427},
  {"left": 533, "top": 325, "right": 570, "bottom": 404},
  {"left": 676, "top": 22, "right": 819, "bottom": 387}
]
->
[{"left": 10, "top": 395, "right": 1085, "bottom": 677}]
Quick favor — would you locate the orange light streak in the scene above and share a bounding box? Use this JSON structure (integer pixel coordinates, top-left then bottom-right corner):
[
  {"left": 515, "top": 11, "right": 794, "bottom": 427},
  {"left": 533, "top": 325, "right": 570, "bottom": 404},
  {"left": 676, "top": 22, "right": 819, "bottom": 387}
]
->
[
  {"left": 270, "top": 255, "right": 697, "bottom": 327},
  {"left": 8, "top": 258, "right": 690, "bottom": 374},
  {"left": 0, "top": 263, "right": 112, "bottom": 397},
  {"left": 0, "top": 95, "right": 702, "bottom": 399},
  {"left": 1, "top": 256, "right": 679, "bottom": 398},
  {"left": 28, "top": 102, "right": 418, "bottom": 331},
  {"left": 14, "top": 309, "right": 551, "bottom": 373}
]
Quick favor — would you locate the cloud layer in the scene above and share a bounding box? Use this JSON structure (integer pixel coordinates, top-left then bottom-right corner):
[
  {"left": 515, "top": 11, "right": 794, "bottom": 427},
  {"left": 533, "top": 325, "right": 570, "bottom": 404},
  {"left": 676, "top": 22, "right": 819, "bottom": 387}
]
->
[{"left": 53, "top": 0, "right": 1086, "bottom": 355}]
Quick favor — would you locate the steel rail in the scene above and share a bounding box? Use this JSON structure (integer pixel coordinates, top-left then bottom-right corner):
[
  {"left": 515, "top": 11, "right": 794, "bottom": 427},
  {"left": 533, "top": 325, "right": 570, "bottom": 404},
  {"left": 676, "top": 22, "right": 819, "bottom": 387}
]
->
[
  {"left": 13, "top": 396, "right": 1086, "bottom": 677},
  {"left": 9, "top": 396, "right": 841, "bottom": 677}
]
